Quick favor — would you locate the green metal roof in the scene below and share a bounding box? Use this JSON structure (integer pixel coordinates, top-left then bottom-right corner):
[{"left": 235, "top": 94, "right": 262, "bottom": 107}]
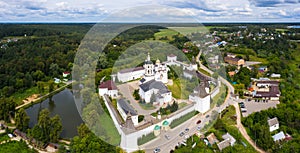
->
[
  {"left": 162, "top": 120, "right": 169, "bottom": 126},
  {"left": 154, "top": 125, "right": 161, "bottom": 130}
]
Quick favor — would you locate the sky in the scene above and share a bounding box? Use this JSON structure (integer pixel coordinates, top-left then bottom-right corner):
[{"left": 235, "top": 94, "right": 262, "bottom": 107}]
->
[{"left": 0, "top": 0, "right": 299, "bottom": 23}]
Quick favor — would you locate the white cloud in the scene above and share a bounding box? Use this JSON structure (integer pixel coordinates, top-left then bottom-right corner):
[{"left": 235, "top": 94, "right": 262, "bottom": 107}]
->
[{"left": 0, "top": 0, "right": 299, "bottom": 22}]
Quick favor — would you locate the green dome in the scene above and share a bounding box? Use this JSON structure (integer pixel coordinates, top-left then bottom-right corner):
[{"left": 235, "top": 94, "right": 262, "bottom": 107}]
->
[
  {"left": 154, "top": 125, "right": 161, "bottom": 130},
  {"left": 163, "top": 120, "right": 169, "bottom": 126}
]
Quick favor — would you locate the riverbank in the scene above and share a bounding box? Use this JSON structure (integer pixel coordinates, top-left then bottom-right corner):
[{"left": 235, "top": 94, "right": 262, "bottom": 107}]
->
[{"left": 16, "top": 81, "right": 73, "bottom": 110}]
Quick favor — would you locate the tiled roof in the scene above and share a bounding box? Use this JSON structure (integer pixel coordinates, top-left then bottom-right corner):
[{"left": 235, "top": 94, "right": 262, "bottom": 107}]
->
[
  {"left": 139, "top": 79, "right": 170, "bottom": 94},
  {"left": 99, "top": 80, "right": 117, "bottom": 90},
  {"left": 268, "top": 117, "right": 279, "bottom": 127}
]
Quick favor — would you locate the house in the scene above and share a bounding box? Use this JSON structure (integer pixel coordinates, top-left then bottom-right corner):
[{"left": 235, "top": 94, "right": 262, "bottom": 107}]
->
[
  {"left": 62, "top": 71, "right": 70, "bottom": 78},
  {"left": 206, "top": 133, "right": 219, "bottom": 145},
  {"left": 139, "top": 79, "right": 172, "bottom": 105},
  {"left": 272, "top": 131, "right": 285, "bottom": 142},
  {"left": 117, "top": 99, "right": 138, "bottom": 126},
  {"left": 268, "top": 117, "right": 279, "bottom": 132},
  {"left": 222, "top": 133, "right": 236, "bottom": 146},
  {"left": 117, "top": 67, "right": 145, "bottom": 83},
  {"left": 217, "top": 132, "right": 236, "bottom": 150},
  {"left": 252, "top": 80, "right": 280, "bottom": 100},
  {"left": 54, "top": 78, "right": 61, "bottom": 84},
  {"left": 224, "top": 56, "right": 245, "bottom": 66},
  {"left": 189, "top": 82, "right": 211, "bottom": 113},
  {"left": 98, "top": 80, "right": 118, "bottom": 98},
  {"left": 46, "top": 143, "right": 59, "bottom": 153},
  {"left": 228, "top": 71, "right": 236, "bottom": 77},
  {"left": 258, "top": 66, "right": 268, "bottom": 73},
  {"left": 217, "top": 139, "right": 231, "bottom": 151}
]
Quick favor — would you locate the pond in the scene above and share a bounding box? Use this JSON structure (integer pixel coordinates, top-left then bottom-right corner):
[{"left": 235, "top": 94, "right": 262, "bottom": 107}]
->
[{"left": 25, "top": 89, "right": 83, "bottom": 139}]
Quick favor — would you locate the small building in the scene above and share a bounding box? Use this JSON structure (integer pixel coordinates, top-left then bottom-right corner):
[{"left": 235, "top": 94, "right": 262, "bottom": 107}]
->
[
  {"left": 217, "top": 139, "right": 231, "bottom": 151},
  {"left": 117, "top": 99, "right": 138, "bottom": 126},
  {"left": 46, "top": 143, "right": 59, "bottom": 153},
  {"left": 270, "top": 73, "right": 281, "bottom": 78},
  {"left": 258, "top": 66, "right": 268, "bottom": 73},
  {"left": 268, "top": 117, "right": 279, "bottom": 132},
  {"left": 98, "top": 80, "right": 118, "bottom": 98},
  {"left": 54, "top": 78, "right": 61, "bottom": 84},
  {"left": 206, "top": 133, "right": 219, "bottom": 145},
  {"left": 62, "top": 71, "right": 70, "bottom": 78},
  {"left": 222, "top": 133, "right": 236, "bottom": 146},
  {"left": 154, "top": 125, "right": 161, "bottom": 136},
  {"left": 228, "top": 71, "right": 236, "bottom": 77},
  {"left": 272, "top": 131, "right": 285, "bottom": 142},
  {"left": 224, "top": 56, "right": 245, "bottom": 66},
  {"left": 161, "top": 120, "right": 170, "bottom": 131}
]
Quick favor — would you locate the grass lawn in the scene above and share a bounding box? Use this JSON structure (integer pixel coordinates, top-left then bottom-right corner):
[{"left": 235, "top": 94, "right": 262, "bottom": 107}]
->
[
  {"left": 205, "top": 106, "right": 257, "bottom": 152},
  {"left": 0, "top": 141, "right": 37, "bottom": 153},
  {"left": 139, "top": 102, "right": 156, "bottom": 110},
  {"left": 0, "top": 134, "right": 10, "bottom": 143},
  {"left": 211, "top": 84, "right": 227, "bottom": 108},
  {"left": 170, "top": 111, "right": 198, "bottom": 128},
  {"left": 154, "top": 29, "right": 178, "bottom": 40},
  {"left": 168, "top": 78, "right": 194, "bottom": 99},
  {"left": 249, "top": 55, "right": 269, "bottom": 65},
  {"left": 178, "top": 102, "right": 187, "bottom": 109},
  {"left": 198, "top": 67, "right": 212, "bottom": 76},
  {"left": 11, "top": 81, "right": 65, "bottom": 106},
  {"left": 137, "top": 132, "right": 156, "bottom": 146}
]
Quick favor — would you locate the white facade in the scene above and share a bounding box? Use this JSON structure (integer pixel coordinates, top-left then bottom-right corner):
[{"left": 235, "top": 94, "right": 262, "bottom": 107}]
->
[
  {"left": 268, "top": 117, "right": 279, "bottom": 132},
  {"left": 117, "top": 100, "right": 138, "bottom": 126},
  {"left": 99, "top": 88, "right": 118, "bottom": 98},
  {"left": 117, "top": 67, "right": 145, "bottom": 83},
  {"left": 189, "top": 94, "right": 210, "bottom": 113}
]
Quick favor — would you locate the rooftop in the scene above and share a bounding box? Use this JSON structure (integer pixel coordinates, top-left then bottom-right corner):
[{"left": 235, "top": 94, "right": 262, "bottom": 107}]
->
[
  {"left": 272, "top": 131, "right": 285, "bottom": 142},
  {"left": 119, "top": 66, "right": 144, "bottom": 74},
  {"left": 99, "top": 80, "right": 118, "bottom": 90},
  {"left": 117, "top": 99, "right": 137, "bottom": 116},
  {"left": 268, "top": 117, "right": 279, "bottom": 127},
  {"left": 139, "top": 79, "right": 170, "bottom": 94}
]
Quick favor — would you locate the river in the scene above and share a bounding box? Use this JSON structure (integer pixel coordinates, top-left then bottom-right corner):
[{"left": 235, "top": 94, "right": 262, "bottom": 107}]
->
[{"left": 25, "top": 89, "right": 84, "bottom": 139}]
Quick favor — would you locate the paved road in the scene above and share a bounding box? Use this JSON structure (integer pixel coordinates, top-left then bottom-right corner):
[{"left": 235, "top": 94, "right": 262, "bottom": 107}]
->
[{"left": 197, "top": 51, "right": 265, "bottom": 153}]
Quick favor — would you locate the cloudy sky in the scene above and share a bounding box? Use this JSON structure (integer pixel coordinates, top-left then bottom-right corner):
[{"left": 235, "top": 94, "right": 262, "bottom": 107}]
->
[{"left": 0, "top": 0, "right": 299, "bottom": 22}]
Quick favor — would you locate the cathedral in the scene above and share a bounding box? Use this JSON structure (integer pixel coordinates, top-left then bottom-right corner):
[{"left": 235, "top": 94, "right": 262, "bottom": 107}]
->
[{"left": 143, "top": 52, "right": 169, "bottom": 84}]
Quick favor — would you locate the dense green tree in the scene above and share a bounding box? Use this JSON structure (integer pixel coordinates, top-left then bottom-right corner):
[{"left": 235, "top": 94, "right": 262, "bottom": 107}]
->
[
  {"left": 0, "top": 97, "right": 16, "bottom": 122},
  {"left": 15, "top": 108, "right": 30, "bottom": 131}
]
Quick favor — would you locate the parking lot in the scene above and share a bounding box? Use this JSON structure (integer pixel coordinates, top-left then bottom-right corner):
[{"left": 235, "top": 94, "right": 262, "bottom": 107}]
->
[{"left": 240, "top": 99, "right": 280, "bottom": 117}]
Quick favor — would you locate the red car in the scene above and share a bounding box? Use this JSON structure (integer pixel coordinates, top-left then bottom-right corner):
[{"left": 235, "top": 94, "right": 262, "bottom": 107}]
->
[{"left": 196, "top": 120, "right": 201, "bottom": 124}]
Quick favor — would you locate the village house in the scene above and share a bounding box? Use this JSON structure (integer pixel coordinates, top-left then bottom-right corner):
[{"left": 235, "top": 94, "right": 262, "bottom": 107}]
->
[
  {"left": 252, "top": 79, "right": 280, "bottom": 100},
  {"left": 117, "top": 98, "right": 138, "bottom": 126},
  {"left": 268, "top": 117, "right": 279, "bottom": 132},
  {"left": 272, "top": 131, "right": 285, "bottom": 142},
  {"left": 217, "top": 133, "right": 236, "bottom": 151},
  {"left": 62, "top": 71, "right": 70, "bottom": 78},
  {"left": 206, "top": 133, "right": 219, "bottom": 145},
  {"left": 224, "top": 56, "right": 245, "bottom": 66},
  {"left": 98, "top": 80, "right": 118, "bottom": 98}
]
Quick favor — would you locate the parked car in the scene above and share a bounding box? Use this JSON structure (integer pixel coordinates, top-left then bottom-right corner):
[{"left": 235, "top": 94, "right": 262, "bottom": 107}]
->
[
  {"left": 179, "top": 132, "right": 185, "bottom": 137},
  {"left": 184, "top": 128, "right": 189, "bottom": 133},
  {"left": 153, "top": 148, "right": 161, "bottom": 153},
  {"left": 197, "top": 126, "right": 201, "bottom": 131},
  {"left": 205, "top": 115, "right": 210, "bottom": 118},
  {"left": 196, "top": 120, "right": 202, "bottom": 124},
  {"left": 165, "top": 134, "right": 170, "bottom": 140}
]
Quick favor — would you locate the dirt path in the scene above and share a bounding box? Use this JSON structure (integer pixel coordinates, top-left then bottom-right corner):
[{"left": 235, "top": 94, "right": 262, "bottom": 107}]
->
[
  {"left": 233, "top": 103, "right": 265, "bottom": 153},
  {"left": 16, "top": 81, "right": 73, "bottom": 110}
]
